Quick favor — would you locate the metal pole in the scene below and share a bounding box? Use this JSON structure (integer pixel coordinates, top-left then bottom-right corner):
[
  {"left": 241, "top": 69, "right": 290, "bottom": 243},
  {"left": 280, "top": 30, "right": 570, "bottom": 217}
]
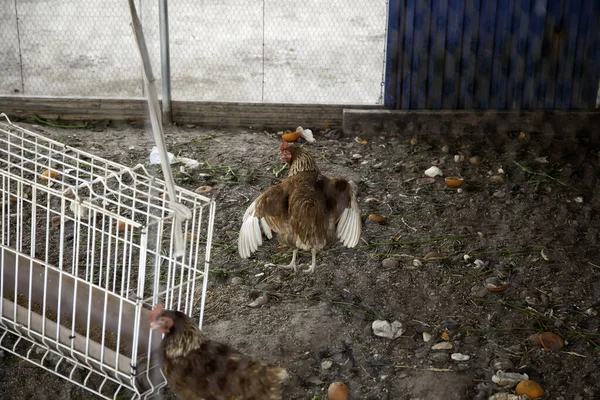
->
[{"left": 159, "top": 0, "right": 172, "bottom": 124}]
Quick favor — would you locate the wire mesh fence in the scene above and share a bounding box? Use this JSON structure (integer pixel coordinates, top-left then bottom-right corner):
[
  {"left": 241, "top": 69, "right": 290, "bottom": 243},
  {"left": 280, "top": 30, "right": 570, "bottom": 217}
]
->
[{"left": 0, "top": 0, "right": 387, "bottom": 104}]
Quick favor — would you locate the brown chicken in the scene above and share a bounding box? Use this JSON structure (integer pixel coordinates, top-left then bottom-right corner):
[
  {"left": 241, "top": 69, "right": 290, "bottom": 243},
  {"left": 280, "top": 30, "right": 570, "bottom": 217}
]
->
[
  {"left": 149, "top": 304, "right": 288, "bottom": 400},
  {"left": 238, "top": 142, "right": 361, "bottom": 273}
]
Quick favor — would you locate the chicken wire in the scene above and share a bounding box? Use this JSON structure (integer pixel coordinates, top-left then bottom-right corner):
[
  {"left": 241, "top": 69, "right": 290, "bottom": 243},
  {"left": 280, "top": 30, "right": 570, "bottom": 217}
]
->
[
  {"left": 0, "top": 114, "right": 216, "bottom": 399},
  {"left": 0, "top": 0, "right": 387, "bottom": 104}
]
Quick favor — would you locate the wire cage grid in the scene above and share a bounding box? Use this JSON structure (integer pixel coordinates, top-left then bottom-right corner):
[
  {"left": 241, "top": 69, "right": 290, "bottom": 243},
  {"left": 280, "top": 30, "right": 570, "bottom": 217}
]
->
[{"left": 0, "top": 114, "right": 215, "bottom": 399}]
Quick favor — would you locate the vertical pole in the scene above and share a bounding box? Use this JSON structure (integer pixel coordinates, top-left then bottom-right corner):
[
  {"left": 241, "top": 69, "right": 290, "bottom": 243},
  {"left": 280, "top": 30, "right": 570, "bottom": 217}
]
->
[
  {"left": 384, "top": 0, "right": 401, "bottom": 108},
  {"left": 159, "top": 0, "right": 172, "bottom": 124}
]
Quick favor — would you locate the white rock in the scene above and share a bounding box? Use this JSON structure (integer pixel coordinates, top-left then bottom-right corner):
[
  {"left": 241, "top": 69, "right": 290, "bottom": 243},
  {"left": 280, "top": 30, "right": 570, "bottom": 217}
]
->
[
  {"left": 247, "top": 294, "right": 268, "bottom": 308},
  {"left": 454, "top": 154, "right": 465, "bottom": 163},
  {"left": 413, "top": 259, "right": 423, "bottom": 267},
  {"left": 463, "top": 254, "right": 471, "bottom": 261},
  {"left": 574, "top": 196, "right": 583, "bottom": 203},
  {"left": 422, "top": 332, "right": 432, "bottom": 342},
  {"left": 488, "top": 394, "right": 529, "bottom": 400},
  {"left": 352, "top": 153, "right": 363, "bottom": 159},
  {"left": 321, "top": 360, "right": 333, "bottom": 370},
  {"left": 372, "top": 320, "right": 405, "bottom": 339},
  {"left": 474, "top": 259, "right": 487, "bottom": 268},
  {"left": 128, "top": 145, "right": 135, "bottom": 150},
  {"left": 491, "top": 370, "right": 529, "bottom": 386},
  {"left": 424, "top": 166, "right": 443, "bottom": 177},
  {"left": 431, "top": 342, "right": 453, "bottom": 350},
  {"left": 451, "top": 353, "right": 470, "bottom": 361}
]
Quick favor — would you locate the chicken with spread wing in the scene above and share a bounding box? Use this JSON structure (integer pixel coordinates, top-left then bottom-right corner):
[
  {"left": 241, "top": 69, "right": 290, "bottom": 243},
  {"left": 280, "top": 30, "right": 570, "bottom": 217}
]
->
[{"left": 238, "top": 142, "right": 361, "bottom": 274}]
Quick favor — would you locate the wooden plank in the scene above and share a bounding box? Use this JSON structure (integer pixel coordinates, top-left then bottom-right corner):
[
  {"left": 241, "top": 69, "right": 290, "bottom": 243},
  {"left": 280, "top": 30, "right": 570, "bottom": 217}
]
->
[
  {"left": 442, "top": 0, "right": 464, "bottom": 109},
  {"left": 522, "top": 0, "right": 546, "bottom": 109},
  {"left": 0, "top": 96, "right": 382, "bottom": 128},
  {"left": 508, "top": 0, "right": 531, "bottom": 109},
  {"left": 474, "top": 0, "right": 497, "bottom": 109},
  {"left": 400, "top": 0, "right": 415, "bottom": 109},
  {"left": 426, "top": 0, "right": 447, "bottom": 109},
  {"left": 384, "top": 0, "right": 402, "bottom": 107},
  {"left": 458, "top": 0, "right": 481, "bottom": 109}
]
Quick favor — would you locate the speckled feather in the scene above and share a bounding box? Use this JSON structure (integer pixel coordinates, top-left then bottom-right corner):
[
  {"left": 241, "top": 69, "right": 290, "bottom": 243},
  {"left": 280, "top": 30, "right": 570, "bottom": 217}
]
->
[{"left": 156, "top": 310, "right": 287, "bottom": 400}]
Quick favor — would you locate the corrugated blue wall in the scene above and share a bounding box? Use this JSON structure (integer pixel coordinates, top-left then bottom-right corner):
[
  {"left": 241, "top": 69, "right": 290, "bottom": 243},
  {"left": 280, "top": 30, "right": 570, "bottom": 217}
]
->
[{"left": 384, "top": 0, "right": 600, "bottom": 109}]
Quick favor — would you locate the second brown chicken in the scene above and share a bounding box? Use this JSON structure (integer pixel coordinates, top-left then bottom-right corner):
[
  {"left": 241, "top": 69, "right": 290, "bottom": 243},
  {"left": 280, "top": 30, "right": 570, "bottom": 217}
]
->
[{"left": 238, "top": 142, "right": 361, "bottom": 273}]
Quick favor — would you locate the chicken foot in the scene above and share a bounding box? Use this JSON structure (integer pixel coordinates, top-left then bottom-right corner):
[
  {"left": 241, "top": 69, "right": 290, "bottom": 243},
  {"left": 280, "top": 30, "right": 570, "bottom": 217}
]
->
[
  {"left": 302, "top": 249, "right": 317, "bottom": 274},
  {"left": 280, "top": 249, "right": 298, "bottom": 272}
]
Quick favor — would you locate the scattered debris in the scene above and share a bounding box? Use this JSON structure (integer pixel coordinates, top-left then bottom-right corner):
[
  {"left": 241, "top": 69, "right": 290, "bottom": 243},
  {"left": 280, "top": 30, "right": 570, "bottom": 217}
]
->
[
  {"left": 381, "top": 257, "right": 399, "bottom": 269},
  {"left": 149, "top": 146, "right": 175, "bottom": 164},
  {"left": 485, "top": 277, "right": 509, "bottom": 292},
  {"left": 444, "top": 176, "right": 464, "bottom": 187},
  {"left": 321, "top": 360, "right": 333, "bottom": 370},
  {"left": 454, "top": 153, "right": 465, "bottom": 163},
  {"left": 247, "top": 294, "right": 268, "bottom": 308},
  {"left": 372, "top": 320, "right": 405, "bottom": 339},
  {"left": 529, "top": 332, "right": 564, "bottom": 351},
  {"left": 424, "top": 166, "right": 443, "bottom": 177},
  {"left": 451, "top": 353, "right": 470, "bottom": 361},
  {"left": 469, "top": 156, "right": 482, "bottom": 166},
  {"left": 354, "top": 137, "right": 368, "bottom": 145},
  {"left": 368, "top": 214, "right": 386, "bottom": 224},
  {"left": 492, "top": 370, "right": 529, "bottom": 386},
  {"left": 422, "top": 332, "right": 432, "bottom": 342},
  {"left": 423, "top": 251, "right": 447, "bottom": 261},
  {"left": 327, "top": 382, "right": 349, "bottom": 400},
  {"left": 490, "top": 175, "right": 505, "bottom": 184},
  {"left": 431, "top": 342, "right": 453, "bottom": 350},
  {"left": 515, "top": 380, "right": 544, "bottom": 399},
  {"left": 297, "top": 126, "right": 315, "bottom": 143},
  {"left": 195, "top": 186, "right": 213, "bottom": 195}
]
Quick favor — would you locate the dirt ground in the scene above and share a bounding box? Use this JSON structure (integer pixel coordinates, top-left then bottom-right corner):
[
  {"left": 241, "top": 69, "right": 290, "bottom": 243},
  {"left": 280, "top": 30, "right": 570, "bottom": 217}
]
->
[{"left": 1, "top": 117, "right": 599, "bottom": 400}]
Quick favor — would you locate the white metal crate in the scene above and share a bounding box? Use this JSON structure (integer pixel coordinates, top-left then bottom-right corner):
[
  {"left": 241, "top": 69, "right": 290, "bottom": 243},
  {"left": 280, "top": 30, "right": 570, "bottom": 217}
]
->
[{"left": 0, "top": 114, "right": 215, "bottom": 399}]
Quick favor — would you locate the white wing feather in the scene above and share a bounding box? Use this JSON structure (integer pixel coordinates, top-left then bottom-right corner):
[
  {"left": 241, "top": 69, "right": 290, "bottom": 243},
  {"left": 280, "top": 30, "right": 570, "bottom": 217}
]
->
[
  {"left": 238, "top": 199, "right": 275, "bottom": 258},
  {"left": 336, "top": 193, "right": 361, "bottom": 248}
]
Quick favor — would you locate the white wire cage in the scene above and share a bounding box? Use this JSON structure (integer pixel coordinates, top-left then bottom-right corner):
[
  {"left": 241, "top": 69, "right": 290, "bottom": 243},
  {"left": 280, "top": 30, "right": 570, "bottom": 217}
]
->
[{"left": 0, "top": 114, "right": 216, "bottom": 399}]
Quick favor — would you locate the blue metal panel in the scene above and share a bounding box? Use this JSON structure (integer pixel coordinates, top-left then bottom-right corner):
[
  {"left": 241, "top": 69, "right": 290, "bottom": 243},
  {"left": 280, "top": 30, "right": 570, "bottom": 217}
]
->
[
  {"left": 490, "top": 0, "right": 513, "bottom": 109},
  {"left": 400, "top": 0, "right": 415, "bottom": 109},
  {"left": 426, "top": 0, "right": 447, "bottom": 109},
  {"left": 541, "top": 0, "right": 563, "bottom": 108},
  {"left": 508, "top": 0, "right": 531, "bottom": 109},
  {"left": 383, "top": 0, "right": 600, "bottom": 109},
  {"left": 411, "top": 0, "right": 432, "bottom": 109},
  {"left": 522, "top": 0, "right": 547, "bottom": 109},
  {"left": 570, "top": 2, "right": 589, "bottom": 108},
  {"left": 384, "top": 0, "right": 401, "bottom": 107},
  {"left": 475, "top": 0, "right": 496, "bottom": 109},
  {"left": 557, "top": 1, "right": 582, "bottom": 108},
  {"left": 459, "top": 0, "right": 481, "bottom": 109},
  {"left": 442, "top": 0, "right": 464, "bottom": 109},
  {"left": 580, "top": 0, "right": 600, "bottom": 107}
]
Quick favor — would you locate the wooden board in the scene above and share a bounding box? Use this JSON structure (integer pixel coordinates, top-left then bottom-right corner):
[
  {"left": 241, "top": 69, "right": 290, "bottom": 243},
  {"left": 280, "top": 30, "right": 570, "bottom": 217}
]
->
[{"left": 0, "top": 96, "right": 383, "bottom": 129}]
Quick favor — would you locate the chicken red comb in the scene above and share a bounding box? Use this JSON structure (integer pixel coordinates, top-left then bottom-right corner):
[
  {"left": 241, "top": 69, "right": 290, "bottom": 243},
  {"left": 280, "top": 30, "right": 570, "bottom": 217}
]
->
[
  {"left": 150, "top": 304, "right": 164, "bottom": 323},
  {"left": 279, "top": 141, "right": 289, "bottom": 152}
]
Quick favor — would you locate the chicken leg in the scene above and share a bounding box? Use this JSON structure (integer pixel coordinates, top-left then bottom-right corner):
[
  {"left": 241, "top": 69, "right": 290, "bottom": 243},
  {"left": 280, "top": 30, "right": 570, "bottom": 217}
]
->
[
  {"left": 302, "top": 249, "right": 317, "bottom": 274},
  {"left": 281, "top": 249, "right": 298, "bottom": 272}
]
